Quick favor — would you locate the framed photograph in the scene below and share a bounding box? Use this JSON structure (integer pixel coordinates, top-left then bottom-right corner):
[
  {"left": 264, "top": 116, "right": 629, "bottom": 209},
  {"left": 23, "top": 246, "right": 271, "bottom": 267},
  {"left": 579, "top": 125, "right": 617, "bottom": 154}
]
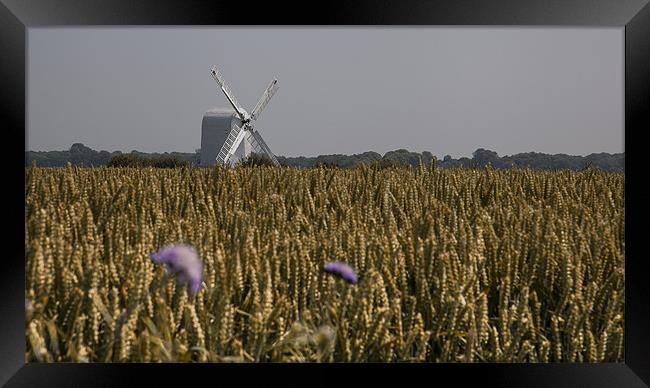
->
[{"left": 3, "top": 0, "right": 649, "bottom": 386}]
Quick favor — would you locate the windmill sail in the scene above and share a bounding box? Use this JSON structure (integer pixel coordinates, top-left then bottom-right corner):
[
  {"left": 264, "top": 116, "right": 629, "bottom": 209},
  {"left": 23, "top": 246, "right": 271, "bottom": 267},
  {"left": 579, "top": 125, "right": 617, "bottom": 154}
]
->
[
  {"left": 251, "top": 79, "right": 279, "bottom": 121},
  {"left": 211, "top": 67, "right": 249, "bottom": 121},
  {"left": 215, "top": 124, "right": 247, "bottom": 165},
  {"left": 250, "top": 130, "right": 280, "bottom": 166}
]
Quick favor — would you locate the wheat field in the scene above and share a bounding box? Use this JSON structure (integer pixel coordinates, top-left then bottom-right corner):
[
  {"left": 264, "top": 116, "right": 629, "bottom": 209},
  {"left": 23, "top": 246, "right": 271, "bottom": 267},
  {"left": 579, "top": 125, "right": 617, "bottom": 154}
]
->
[{"left": 24, "top": 163, "right": 625, "bottom": 362}]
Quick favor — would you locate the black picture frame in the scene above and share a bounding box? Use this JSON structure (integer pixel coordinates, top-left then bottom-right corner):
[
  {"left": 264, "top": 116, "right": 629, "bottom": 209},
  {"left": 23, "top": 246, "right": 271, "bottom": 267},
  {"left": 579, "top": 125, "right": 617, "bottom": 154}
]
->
[{"left": 3, "top": 1, "right": 649, "bottom": 386}]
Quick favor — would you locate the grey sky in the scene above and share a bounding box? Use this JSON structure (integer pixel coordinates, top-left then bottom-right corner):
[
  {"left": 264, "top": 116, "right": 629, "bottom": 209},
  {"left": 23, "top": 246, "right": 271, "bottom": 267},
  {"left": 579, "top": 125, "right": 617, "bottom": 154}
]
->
[{"left": 27, "top": 27, "right": 623, "bottom": 158}]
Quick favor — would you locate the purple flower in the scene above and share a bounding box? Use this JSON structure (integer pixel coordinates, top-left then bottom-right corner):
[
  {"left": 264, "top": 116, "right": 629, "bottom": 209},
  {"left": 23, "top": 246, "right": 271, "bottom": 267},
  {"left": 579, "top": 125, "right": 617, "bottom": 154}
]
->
[
  {"left": 151, "top": 244, "right": 203, "bottom": 295},
  {"left": 324, "top": 261, "right": 358, "bottom": 284}
]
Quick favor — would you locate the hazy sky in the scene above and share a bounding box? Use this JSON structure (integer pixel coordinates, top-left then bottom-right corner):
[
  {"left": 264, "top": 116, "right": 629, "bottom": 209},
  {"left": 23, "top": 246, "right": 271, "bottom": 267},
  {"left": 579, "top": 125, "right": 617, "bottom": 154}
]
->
[{"left": 28, "top": 27, "right": 623, "bottom": 158}]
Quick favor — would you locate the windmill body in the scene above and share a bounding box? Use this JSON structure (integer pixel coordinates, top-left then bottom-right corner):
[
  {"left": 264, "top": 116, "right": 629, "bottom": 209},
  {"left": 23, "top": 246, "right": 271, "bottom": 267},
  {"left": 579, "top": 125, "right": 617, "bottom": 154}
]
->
[
  {"left": 199, "top": 66, "right": 280, "bottom": 167},
  {"left": 199, "top": 108, "right": 248, "bottom": 166}
]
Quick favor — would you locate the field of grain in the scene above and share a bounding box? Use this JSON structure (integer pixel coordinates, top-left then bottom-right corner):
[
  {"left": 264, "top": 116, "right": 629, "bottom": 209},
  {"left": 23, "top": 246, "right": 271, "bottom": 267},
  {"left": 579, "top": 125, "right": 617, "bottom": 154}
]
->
[{"left": 25, "top": 164, "right": 625, "bottom": 362}]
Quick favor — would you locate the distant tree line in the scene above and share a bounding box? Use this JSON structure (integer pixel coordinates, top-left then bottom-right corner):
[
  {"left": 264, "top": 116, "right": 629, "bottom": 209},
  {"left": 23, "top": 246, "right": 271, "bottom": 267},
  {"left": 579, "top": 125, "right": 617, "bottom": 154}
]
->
[
  {"left": 26, "top": 143, "right": 624, "bottom": 172},
  {"left": 278, "top": 148, "right": 624, "bottom": 172},
  {"left": 26, "top": 143, "right": 199, "bottom": 167},
  {"left": 106, "top": 154, "right": 190, "bottom": 168}
]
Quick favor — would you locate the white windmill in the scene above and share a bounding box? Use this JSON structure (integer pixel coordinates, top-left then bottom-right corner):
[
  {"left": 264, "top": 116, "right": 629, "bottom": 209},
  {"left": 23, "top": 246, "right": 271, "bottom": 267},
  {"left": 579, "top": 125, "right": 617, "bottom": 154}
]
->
[{"left": 199, "top": 66, "right": 280, "bottom": 167}]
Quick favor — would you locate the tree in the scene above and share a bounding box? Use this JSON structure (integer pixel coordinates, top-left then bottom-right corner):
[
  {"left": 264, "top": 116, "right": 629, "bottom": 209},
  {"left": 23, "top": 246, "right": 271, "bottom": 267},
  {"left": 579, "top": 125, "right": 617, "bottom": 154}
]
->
[
  {"left": 239, "top": 153, "right": 277, "bottom": 167},
  {"left": 70, "top": 143, "right": 92, "bottom": 154},
  {"left": 472, "top": 148, "right": 499, "bottom": 167}
]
